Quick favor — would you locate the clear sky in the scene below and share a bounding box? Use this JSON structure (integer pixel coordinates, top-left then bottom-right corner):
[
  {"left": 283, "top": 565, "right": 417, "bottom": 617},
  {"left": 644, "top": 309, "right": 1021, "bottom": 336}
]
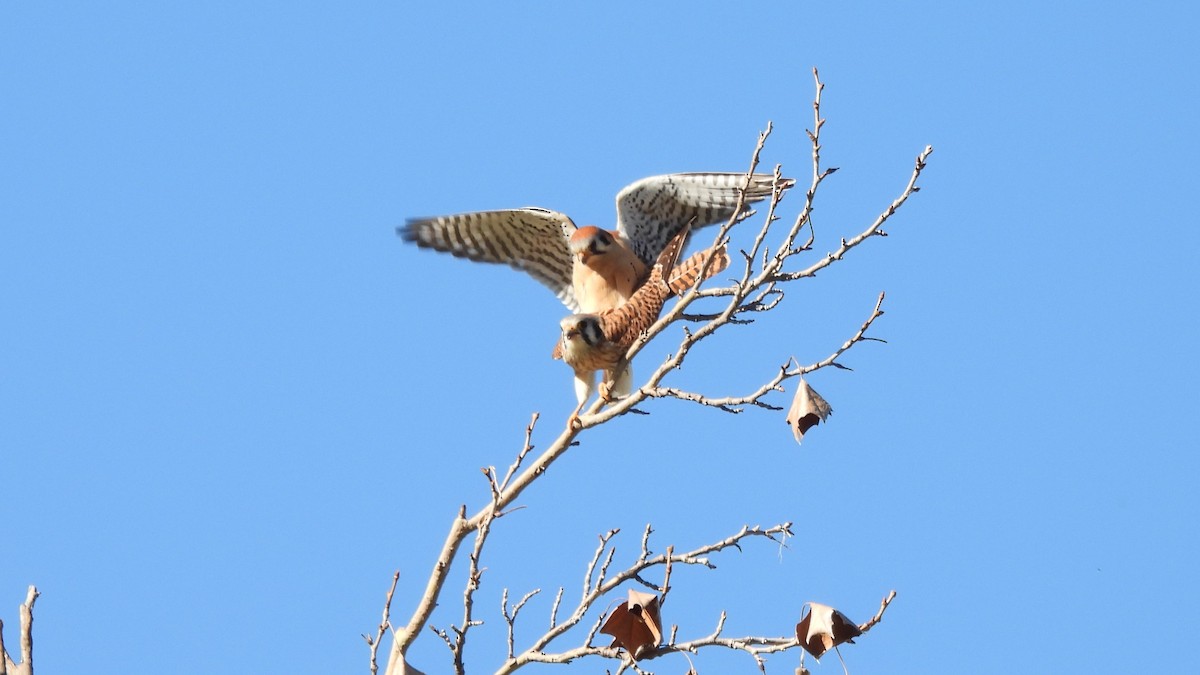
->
[{"left": 3, "top": 2, "right": 1197, "bottom": 673}]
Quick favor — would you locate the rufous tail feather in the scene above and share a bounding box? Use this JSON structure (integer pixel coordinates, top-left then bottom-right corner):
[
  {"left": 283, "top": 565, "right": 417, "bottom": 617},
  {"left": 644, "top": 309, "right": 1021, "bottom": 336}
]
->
[{"left": 667, "top": 244, "right": 730, "bottom": 296}]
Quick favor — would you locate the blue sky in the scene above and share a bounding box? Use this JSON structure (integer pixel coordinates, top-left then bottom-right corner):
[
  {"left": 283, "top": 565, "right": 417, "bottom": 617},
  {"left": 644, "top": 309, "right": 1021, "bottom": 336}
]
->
[{"left": 3, "top": 2, "right": 1197, "bottom": 673}]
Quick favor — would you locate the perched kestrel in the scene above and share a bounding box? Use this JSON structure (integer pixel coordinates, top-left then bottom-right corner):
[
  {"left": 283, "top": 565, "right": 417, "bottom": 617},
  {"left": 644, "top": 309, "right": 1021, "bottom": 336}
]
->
[
  {"left": 399, "top": 173, "right": 788, "bottom": 313},
  {"left": 557, "top": 226, "right": 729, "bottom": 426}
]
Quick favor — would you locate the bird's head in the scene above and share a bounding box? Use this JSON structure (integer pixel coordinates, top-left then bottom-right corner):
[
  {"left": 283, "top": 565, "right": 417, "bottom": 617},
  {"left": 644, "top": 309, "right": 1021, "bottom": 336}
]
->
[
  {"left": 560, "top": 314, "right": 604, "bottom": 349},
  {"left": 568, "top": 226, "right": 615, "bottom": 263}
]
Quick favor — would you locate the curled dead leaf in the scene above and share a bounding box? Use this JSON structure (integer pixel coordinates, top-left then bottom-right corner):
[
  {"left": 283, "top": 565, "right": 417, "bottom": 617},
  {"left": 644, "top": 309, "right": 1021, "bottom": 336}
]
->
[
  {"left": 786, "top": 378, "right": 832, "bottom": 444},
  {"left": 600, "top": 588, "right": 662, "bottom": 660},
  {"left": 795, "top": 602, "right": 861, "bottom": 659}
]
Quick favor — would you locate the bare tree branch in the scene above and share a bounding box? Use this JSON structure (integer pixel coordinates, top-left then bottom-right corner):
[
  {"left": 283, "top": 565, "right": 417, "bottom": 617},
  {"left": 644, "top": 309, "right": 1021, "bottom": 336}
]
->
[
  {"left": 515, "top": 587, "right": 898, "bottom": 673},
  {"left": 499, "top": 413, "right": 539, "bottom": 492},
  {"left": 646, "top": 290, "right": 888, "bottom": 413},
  {"left": 363, "top": 572, "right": 400, "bottom": 675},
  {"left": 381, "top": 69, "right": 931, "bottom": 673},
  {"left": 498, "top": 524, "right": 793, "bottom": 673},
  {"left": 857, "top": 589, "right": 898, "bottom": 633},
  {"left": 501, "top": 588, "right": 540, "bottom": 660},
  {"left": 433, "top": 467, "right": 513, "bottom": 674},
  {"left": 1, "top": 586, "right": 39, "bottom": 675},
  {"left": 574, "top": 73, "right": 931, "bottom": 434}
]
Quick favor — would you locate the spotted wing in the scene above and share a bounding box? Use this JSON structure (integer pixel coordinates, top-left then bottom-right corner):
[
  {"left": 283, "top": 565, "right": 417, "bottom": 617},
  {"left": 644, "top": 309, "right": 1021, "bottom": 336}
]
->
[
  {"left": 399, "top": 208, "right": 581, "bottom": 310},
  {"left": 614, "top": 173, "right": 792, "bottom": 267}
]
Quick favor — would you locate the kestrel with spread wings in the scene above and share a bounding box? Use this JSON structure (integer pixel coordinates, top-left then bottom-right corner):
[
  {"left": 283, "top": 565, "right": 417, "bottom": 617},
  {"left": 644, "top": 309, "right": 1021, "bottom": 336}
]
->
[{"left": 399, "top": 172, "right": 791, "bottom": 313}]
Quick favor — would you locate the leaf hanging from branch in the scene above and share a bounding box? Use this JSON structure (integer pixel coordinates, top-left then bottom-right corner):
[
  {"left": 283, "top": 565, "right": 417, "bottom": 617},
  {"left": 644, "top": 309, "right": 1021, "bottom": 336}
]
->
[
  {"left": 786, "top": 378, "right": 832, "bottom": 444},
  {"left": 795, "top": 602, "right": 862, "bottom": 659},
  {"left": 599, "top": 589, "right": 662, "bottom": 660}
]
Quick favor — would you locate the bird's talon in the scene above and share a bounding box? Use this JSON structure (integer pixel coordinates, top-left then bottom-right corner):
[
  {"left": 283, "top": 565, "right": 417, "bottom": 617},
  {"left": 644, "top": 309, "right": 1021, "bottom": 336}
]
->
[{"left": 568, "top": 413, "right": 583, "bottom": 430}]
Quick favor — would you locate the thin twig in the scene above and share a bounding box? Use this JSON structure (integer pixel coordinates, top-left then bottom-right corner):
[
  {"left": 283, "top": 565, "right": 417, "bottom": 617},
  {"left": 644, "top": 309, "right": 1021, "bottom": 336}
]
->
[
  {"left": 645, "top": 291, "right": 888, "bottom": 412},
  {"left": 446, "top": 468, "right": 509, "bottom": 674},
  {"left": 857, "top": 590, "right": 898, "bottom": 633},
  {"left": 502, "top": 588, "right": 541, "bottom": 660},
  {"left": 500, "top": 413, "right": 540, "bottom": 491},
  {"left": 364, "top": 572, "right": 400, "bottom": 675}
]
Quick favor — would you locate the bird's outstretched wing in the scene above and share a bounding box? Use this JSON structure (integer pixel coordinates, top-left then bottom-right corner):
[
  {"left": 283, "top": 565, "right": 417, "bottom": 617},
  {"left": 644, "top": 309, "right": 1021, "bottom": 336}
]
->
[
  {"left": 399, "top": 208, "right": 581, "bottom": 310},
  {"left": 614, "top": 173, "right": 791, "bottom": 266}
]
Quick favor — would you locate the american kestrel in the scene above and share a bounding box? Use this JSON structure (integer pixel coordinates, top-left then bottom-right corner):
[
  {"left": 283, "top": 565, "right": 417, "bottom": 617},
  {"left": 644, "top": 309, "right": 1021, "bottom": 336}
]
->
[
  {"left": 557, "top": 225, "right": 728, "bottom": 426},
  {"left": 549, "top": 242, "right": 732, "bottom": 360},
  {"left": 400, "top": 173, "right": 789, "bottom": 314}
]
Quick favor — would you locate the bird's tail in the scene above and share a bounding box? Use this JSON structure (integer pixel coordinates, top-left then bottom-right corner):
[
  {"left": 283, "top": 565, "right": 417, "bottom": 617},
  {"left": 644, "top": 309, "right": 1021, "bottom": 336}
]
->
[
  {"left": 649, "top": 222, "right": 691, "bottom": 286},
  {"left": 667, "top": 243, "right": 730, "bottom": 296}
]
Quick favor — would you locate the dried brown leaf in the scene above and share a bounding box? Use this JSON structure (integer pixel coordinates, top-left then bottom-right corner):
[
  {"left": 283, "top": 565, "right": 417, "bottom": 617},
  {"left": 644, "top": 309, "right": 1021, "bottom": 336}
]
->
[
  {"left": 785, "top": 378, "right": 832, "bottom": 444},
  {"left": 600, "top": 589, "right": 662, "bottom": 660},
  {"left": 795, "top": 602, "right": 862, "bottom": 659}
]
